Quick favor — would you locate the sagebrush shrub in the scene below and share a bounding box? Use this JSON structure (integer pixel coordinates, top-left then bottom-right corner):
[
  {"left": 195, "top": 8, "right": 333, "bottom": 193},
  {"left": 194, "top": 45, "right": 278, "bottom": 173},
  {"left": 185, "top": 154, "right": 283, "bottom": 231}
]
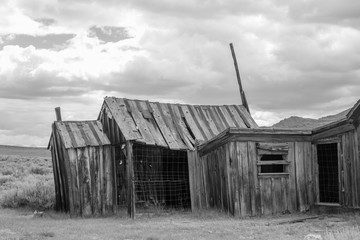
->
[
  {"left": 1, "top": 175, "right": 55, "bottom": 210},
  {"left": 29, "top": 166, "right": 49, "bottom": 175},
  {"left": 2, "top": 169, "right": 13, "bottom": 175},
  {"left": 0, "top": 175, "right": 13, "bottom": 185}
]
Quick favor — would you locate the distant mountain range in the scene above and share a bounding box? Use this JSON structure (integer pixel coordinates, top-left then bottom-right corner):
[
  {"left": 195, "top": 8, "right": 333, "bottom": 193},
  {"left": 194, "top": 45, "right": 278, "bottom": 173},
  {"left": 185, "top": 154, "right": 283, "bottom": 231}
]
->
[{"left": 271, "top": 109, "right": 350, "bottom": 130}]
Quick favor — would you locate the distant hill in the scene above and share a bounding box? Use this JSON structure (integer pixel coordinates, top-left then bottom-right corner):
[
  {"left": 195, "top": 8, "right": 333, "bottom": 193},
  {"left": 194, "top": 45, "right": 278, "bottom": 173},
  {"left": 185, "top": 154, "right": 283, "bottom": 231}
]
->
[
  {"left": 0, "top": 145, "right": 50, "bottom": 158},
  {"left": 272, "top": 109, "right": 350, "bottom": 130}
]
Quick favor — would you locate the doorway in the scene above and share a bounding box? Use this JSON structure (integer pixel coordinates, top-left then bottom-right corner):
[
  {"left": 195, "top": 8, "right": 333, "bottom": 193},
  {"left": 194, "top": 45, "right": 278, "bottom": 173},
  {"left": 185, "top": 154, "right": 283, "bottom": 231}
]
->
[{"left": 317, "top": 143, "right": 339, "bottom": 203}]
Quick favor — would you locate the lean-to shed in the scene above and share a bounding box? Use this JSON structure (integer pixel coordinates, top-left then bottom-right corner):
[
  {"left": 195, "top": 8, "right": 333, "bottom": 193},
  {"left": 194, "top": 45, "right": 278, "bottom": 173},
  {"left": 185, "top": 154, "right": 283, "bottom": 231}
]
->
[
  {"left": 97, "top": 97, "right": 257, "bottom": 217},
  {"left": 49, "top": 120, "right": 115, "bottom": 217}
]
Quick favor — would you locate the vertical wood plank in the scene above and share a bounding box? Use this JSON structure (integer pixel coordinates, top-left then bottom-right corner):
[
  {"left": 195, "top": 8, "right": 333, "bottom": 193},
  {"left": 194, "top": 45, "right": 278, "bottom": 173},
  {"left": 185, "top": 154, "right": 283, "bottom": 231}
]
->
[
  {"left": 237, "top": 142, "right": 250, "bottom": 217},
  {"left": 287, "top": 142, "right": 297, "bottom": 212},
  {"left": 105, "top": 146, "right": 113, "bottom": 213},
  {"left": 338, "top": 140, "right": 344, "bottom": 205},
  {"left": 196, "top": 150, "right": 202, "bottom": 210},
  {"left": 68, "top": 149, "right": 81, "bottom": 216},
  {"left": 282, "top": 177, "right": 289, "bottom": 212},
  {"left": 98, "top": 146, "right": 105, "bottom": 214},
  {"left": 261, "top": 178, "right": 272, "bottom": 215},
  {"left": 273, "top": 178, "right": 283, "bottom": 214},
  {"left": 80, "top": 147, "right": 92, "bottom": 217},
  {"left": 92, "top": 148, "right": 100, "bottom": 216},
  {"left": 202, "top": 154, "right": 210, "bottom": 209},
  {"left": 112, "top": 146, "right": 117, "bottom": 214},
  {"left": 50, "top": 146, "right": 61, "bottom": 211},
  {"left": 355, "top": 125, "right": 360, "bottom": 207},
  {"left": 126, "top": 141, "right": 135, "bottom": 219},
  {"left": 355, "top": 128, "right": 360, "bottom": 207},
  {"left": 89, "top": 147, "right": 95, "bottom": 215},
  {"left": 349, "top": 131, "right": 357, "bottom": 207},
  {"left": 305, "top": 142, "right": 312, "bottom": 207},
  {"left": 342, "top": 134, "right": 350, "bottom": 206},
  {"left": 230, "top": 142, "right": 240, "bottom": 217},
  {"left": 248, "top": 142, "right": 260, "bottom": 216},
  {"left": 188, "top": 151, "right": 197, "bottom": 211},
  {"left": 217, "top": 148, "right": 225, "bottom": 211},
  {"left": 312, "top": 144, "right": 319, "bottom": 204},
  {"left": 295, "top": 142, "right": 306, "bottom": 212},
  {"left": 226, "top": 143, "right": 234, "bottom": 215},
  {"left": 52, "top": 130, "right": 66, "bottom": 212},
  {"left": 206, "top": 154, "right": 214, "bottom": 208}
]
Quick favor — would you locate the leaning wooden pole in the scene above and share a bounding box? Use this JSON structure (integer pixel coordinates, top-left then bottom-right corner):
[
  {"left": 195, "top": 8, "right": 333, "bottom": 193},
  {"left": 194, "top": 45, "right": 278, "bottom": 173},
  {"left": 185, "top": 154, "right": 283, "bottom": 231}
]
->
[{"left": 229, "top": 43, "right": 250, "bottom": 114}]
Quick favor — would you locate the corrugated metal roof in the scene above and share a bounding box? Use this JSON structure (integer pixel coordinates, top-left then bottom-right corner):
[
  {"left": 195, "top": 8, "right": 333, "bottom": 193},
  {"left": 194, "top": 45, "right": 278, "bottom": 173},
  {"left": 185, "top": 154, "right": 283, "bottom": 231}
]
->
[
  {"left": 55, "top": 121, "right": 111, "bottom": 149},
  {"left": 102, "top": 97, "right": 258, "bottom": 150}
]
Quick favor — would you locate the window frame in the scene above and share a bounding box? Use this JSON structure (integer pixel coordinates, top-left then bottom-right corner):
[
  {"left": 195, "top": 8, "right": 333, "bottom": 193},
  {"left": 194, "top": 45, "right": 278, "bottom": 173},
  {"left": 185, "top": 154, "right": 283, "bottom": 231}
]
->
[{"left": 256, "top": 143, "right": 290, "bottom": 177}]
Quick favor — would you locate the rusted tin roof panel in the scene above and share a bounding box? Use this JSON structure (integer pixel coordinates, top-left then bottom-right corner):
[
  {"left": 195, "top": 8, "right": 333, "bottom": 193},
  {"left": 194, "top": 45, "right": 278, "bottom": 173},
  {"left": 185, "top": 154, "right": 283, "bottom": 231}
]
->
[{"left": 55, "top": 121, "right": 111, "bottom": 149}]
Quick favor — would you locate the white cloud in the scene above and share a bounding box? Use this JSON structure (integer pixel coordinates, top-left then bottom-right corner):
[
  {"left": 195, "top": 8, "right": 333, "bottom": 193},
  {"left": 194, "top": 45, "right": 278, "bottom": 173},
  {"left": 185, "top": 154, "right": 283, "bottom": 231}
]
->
[{"left": 0, "top": 0, "right": 360, "bottom": 146}]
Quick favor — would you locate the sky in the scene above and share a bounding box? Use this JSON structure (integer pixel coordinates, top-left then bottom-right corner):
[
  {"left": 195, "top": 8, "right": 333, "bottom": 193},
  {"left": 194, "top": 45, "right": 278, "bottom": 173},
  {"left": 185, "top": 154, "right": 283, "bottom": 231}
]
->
[{"left": 1, "top": 0, "right": 360, "bottom": 147}]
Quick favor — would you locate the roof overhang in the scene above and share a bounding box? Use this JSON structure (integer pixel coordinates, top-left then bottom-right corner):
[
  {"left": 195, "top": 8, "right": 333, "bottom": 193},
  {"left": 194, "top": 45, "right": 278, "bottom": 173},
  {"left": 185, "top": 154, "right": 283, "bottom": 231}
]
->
[{"left": 197, "top": 127, "right": 313, "bottom": 156}]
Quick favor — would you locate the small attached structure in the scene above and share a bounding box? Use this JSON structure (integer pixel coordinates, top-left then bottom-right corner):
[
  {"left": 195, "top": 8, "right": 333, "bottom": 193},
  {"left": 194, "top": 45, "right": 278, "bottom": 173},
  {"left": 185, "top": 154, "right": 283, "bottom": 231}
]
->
[
  {"left": 49, "top": 121, "right": 116, "bottom": 217},
  {"left": 195, "top": 99, "right": 360, "bottom": 216}
]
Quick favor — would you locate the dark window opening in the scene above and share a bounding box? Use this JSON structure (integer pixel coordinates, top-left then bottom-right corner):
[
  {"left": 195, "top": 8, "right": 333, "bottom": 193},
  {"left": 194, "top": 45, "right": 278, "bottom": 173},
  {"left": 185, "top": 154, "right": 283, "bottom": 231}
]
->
[
  {"left": 317, "top": 143, "right": 339, "bottom": 203},
  {"left": 259, "top": 154, "right": 286, "bottom": 174}
]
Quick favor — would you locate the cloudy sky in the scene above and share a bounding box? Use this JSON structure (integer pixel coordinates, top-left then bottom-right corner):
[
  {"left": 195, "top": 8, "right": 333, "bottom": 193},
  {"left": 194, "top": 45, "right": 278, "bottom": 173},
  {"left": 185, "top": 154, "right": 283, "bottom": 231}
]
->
[{"left": 1, "top": 0, "right": 360, "bottom": 147}]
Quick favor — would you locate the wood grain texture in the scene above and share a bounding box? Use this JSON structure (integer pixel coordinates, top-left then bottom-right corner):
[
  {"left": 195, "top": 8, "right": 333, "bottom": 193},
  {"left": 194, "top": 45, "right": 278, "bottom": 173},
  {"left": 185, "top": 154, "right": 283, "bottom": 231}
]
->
[{"left": 126, "top": 141, "right": 135, "bottom": 219}]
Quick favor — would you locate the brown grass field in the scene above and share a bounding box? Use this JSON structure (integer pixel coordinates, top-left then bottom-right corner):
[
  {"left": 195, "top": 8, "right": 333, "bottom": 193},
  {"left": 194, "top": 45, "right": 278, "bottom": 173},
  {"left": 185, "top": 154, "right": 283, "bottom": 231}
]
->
[{"left": 1, "top": 145, "right": 360, "bottom": 240}]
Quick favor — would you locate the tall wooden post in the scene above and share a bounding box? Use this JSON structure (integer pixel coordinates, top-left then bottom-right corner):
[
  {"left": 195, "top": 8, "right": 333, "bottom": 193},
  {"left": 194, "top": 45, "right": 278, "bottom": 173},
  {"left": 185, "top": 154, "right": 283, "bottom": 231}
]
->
[
  {"left": 126, "top": 141, "right": 135, "bottom": 219},
  {"left": 229, "top": 43, "right": 251, "bottom": 114},
  {"left": 55, "top": 107, "right": 62, "bottom": 121}
]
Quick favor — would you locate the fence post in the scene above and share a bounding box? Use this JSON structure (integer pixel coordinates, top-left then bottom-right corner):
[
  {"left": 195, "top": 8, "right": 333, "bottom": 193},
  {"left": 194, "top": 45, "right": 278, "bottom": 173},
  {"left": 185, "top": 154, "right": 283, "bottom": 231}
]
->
[{"left": 126, "top": 141, "right": 135, "bottom": 219}]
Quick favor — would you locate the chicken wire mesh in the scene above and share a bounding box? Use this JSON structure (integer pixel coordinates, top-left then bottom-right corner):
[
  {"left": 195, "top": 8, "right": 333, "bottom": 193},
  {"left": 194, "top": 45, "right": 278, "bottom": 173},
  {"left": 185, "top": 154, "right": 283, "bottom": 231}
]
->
[
  {"left": 317, "top": 143, "right": 339, "bottom": 203},
  {"left": 132, "top": 144, "right": 191, "bottom": 212}
]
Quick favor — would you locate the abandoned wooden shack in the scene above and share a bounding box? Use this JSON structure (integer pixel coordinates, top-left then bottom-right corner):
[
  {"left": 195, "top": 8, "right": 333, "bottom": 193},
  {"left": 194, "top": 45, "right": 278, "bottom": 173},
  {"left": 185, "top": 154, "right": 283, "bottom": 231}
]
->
[
  {"left": 49, "top": 120, "right": 116, "bottom": 217},
  {"left": 50, "top": 96, "right": 360, "bottom": 218},
  {"left": 194, "top": 99, "right": 360, "bottom": 217}
]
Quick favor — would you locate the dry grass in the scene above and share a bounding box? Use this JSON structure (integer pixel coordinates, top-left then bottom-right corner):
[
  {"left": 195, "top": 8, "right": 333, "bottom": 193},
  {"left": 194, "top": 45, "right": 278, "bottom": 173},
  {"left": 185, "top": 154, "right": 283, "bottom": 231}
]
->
[
  {"left": 324, "top": 226, "right": 360, "bottom": 240},
  {"left": 0, "top": 154, "right": 55, "bottom": 210},
  {"left": 0, "top": 208, "right": 360, "bottom": 240}
]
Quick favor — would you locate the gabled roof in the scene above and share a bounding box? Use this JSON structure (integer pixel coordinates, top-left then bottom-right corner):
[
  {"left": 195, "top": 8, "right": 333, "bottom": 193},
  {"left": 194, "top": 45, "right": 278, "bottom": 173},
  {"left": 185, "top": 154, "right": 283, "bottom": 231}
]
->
[
  {"left": 53, "top": 121, "right": 111, "bottom": 149},
  {"left": 101, "top": 97, "right": 258, "bottom": 150}
]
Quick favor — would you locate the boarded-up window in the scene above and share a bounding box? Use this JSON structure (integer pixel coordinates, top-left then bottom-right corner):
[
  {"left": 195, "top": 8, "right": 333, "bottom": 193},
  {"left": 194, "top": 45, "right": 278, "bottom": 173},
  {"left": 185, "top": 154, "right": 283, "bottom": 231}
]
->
[
  {"left": 259, "top": 154, "right": 286, "bottom": 173},
  {"left": 256, "top": 143, "right": 289, "bottom": 176}
]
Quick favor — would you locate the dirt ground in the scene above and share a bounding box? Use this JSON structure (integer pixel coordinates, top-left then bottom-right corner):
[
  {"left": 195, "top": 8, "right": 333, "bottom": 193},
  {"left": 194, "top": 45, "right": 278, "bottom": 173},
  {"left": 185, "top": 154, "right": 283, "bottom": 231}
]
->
[{"left": 0, "top": 208, "right": 359, "bottom": 240}]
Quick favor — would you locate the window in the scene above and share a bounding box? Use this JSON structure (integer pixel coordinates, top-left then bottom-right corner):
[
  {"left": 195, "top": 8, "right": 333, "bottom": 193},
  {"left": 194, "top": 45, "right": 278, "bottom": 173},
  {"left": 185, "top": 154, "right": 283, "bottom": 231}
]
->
[
  {"left": 256, "top": 142, "right": 289, "bottom": 176},
  {"left": 258, "top": 154, "right": 287, "bottom": 174}
]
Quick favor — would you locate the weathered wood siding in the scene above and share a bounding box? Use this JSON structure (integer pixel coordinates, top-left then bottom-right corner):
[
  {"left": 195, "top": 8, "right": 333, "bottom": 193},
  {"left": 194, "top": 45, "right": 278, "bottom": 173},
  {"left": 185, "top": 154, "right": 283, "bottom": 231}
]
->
[
  {"left": 189, "top": 140, "right": 314, "bottom": 216},
  {"left": 99, "top": 106, "right": 128, "bottom": 207},
  {"left": 339, "top": 130, "right": 360, "bottom": 207},
  {"left": 67, "top": 145, "right": 115, "bottom": 217},
  {"left": 51, "top": 126, "right": 116, "bottom": 217}
]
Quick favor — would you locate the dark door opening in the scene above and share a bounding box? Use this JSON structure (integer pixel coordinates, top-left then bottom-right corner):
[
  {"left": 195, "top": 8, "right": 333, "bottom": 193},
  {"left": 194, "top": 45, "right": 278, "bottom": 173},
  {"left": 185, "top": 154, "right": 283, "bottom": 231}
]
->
[
  {"left": 132, "top": 144, "right": 191, "bottom": 211},
  {"left": 317, "top": 143, "right": 339, "bottom": 203}
]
